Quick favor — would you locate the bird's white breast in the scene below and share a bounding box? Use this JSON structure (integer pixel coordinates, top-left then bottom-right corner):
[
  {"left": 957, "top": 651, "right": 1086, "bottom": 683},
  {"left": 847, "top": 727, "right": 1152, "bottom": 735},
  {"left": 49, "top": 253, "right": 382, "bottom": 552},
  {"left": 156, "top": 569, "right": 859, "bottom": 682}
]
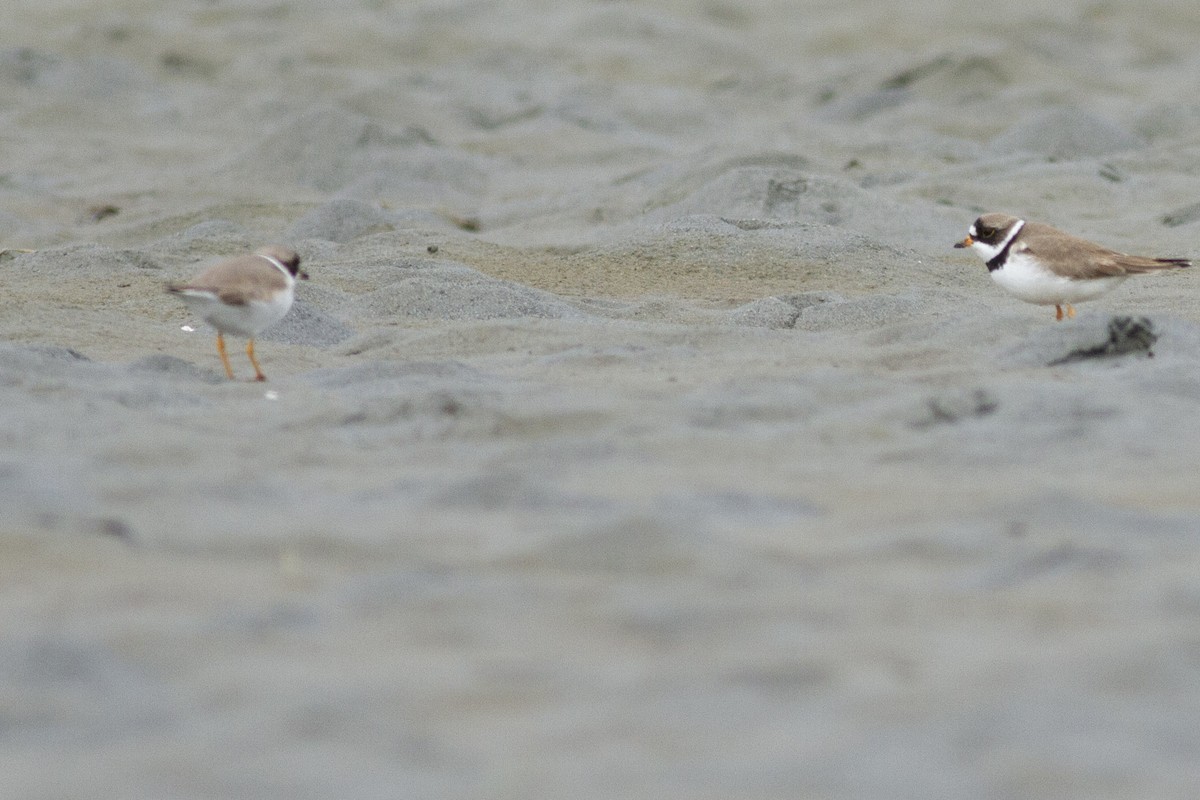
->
[
  {"left": 177, "top": 287, "right": 294, "bottom": 337},
  {"left": 991, "top": 250, "right": 1125, "bottom": 305}
]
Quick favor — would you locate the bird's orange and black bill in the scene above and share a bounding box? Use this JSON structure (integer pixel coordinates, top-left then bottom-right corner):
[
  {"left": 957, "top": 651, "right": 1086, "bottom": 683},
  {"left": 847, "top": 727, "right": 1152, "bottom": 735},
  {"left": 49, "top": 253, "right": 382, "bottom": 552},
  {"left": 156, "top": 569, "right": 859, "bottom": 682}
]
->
[{"left": 954, "top": 235, "right": 973, "bottom": 249}]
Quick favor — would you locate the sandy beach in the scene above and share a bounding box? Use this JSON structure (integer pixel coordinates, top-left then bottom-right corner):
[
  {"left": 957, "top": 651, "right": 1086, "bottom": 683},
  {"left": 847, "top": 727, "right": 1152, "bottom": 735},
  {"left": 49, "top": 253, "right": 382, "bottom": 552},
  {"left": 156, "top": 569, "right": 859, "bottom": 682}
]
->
[{"left": 5, "top": 1, "right": 1200, "bottom": 797}]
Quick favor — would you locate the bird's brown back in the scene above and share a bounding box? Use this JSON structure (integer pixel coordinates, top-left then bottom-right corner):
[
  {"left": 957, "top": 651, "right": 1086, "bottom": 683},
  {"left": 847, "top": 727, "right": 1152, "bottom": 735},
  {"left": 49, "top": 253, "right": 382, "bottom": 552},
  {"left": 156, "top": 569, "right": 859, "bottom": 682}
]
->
[
  {"left": 168, "top": 255, "right": 290, "bottom": 305},
  {"left": 1018, "top": 222, "right": 1190, "bottom": 279}
]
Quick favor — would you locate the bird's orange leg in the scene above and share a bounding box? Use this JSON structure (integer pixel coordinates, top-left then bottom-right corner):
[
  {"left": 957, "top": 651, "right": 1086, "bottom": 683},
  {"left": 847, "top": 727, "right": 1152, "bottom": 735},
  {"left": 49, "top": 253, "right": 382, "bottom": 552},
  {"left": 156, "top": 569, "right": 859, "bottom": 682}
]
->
[
  {"left": 1065, "top": 304, "right": 1076, "bottom": 319},
  {"left": 246, "top": 338, "right": 267, "bottom": 382},
  {"left": 1055, "top": 305, "right": 1064, "bottom": 321},
  {"left": 215, "top": 333, "right": 236, "bottom": 379}
]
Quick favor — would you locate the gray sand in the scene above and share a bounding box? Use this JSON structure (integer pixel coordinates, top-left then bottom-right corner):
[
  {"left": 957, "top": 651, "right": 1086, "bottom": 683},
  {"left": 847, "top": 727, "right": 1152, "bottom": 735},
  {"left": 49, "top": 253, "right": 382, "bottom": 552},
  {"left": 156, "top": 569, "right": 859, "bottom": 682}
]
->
[{"left": 5, "top": 2, "right": 1200, "bottom": 798}]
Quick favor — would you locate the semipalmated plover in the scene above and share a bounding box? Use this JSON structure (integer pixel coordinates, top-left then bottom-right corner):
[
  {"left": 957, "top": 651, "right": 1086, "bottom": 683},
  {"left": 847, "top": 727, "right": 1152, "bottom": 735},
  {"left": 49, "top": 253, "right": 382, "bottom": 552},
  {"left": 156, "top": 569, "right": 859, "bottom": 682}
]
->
[
  {"left": 955, "top": 213, "right": 1190, "bottom": 320},
  {"left": 166, "top": 246, "right": 308, "bottom": 381}
]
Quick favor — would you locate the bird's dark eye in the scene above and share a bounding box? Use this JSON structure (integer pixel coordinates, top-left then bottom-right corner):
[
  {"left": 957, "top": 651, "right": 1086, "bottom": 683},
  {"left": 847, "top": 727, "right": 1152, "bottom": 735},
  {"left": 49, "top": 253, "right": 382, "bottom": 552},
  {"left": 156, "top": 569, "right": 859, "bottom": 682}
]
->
[{"left": 978, "top": 226, "right": 993, "bottom": 237}]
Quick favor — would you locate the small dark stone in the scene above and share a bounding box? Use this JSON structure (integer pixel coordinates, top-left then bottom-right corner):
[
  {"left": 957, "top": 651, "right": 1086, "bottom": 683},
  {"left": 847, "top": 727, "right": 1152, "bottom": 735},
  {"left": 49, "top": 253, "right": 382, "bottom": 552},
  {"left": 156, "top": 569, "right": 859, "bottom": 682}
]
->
[
  {"left": 85, "top": 204, "right": 120, "bottom": 223},
  {"left": 97, "top": 517, "right": 135, "bottom": 542},
  {"left": 879, "top": 54, "right": 954, "bottom": 90},
  {"left": 448, "top": 214, "right": 480, "bottom": 232},
  {"left": 1160, "top": 202, "right": 1200, "bottom": 228}
]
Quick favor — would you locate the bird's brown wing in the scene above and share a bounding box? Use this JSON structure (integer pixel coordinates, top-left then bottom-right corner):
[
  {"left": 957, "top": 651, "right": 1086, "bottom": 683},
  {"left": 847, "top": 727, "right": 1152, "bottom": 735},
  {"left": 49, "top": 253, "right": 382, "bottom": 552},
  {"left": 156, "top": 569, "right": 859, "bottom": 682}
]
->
[
  {"left": 1018, "top": 223, "right": 1190, "bottom": 279},
  {"left": 215, "top": 287, "right": 251, "bottom": 306},
  {"left": 173, "top": 255, "right": 289, "bottom": 303}
]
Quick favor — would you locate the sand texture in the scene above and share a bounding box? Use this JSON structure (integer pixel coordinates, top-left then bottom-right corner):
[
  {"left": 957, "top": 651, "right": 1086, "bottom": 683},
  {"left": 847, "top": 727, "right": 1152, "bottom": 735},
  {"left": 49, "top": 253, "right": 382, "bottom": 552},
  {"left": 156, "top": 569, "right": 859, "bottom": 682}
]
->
[{"left": 5, "top": 2, "right": 1200, "bottom": 798}]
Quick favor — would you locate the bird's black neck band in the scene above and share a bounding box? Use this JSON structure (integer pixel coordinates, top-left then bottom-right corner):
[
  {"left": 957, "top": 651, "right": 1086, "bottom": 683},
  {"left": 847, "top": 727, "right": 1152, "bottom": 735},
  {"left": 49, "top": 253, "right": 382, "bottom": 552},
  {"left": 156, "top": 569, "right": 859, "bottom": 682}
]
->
[{"left": 986, "top": 222, "right": 1023, "bottom": 272}]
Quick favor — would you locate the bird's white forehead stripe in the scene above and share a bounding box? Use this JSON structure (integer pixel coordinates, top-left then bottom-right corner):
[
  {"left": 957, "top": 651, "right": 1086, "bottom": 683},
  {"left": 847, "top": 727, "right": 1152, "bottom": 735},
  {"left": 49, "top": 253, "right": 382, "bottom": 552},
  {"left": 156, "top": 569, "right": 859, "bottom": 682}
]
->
[{"left": 968, "top": 224, "right": 977, "bottom": 236}]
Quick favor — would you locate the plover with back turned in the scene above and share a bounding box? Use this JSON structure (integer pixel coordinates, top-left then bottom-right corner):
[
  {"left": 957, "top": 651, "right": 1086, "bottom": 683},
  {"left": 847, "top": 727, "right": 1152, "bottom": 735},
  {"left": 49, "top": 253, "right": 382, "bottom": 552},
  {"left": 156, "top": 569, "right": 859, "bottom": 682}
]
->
[{"left": 167, "top": 246, "right": 308, "bottom": 380}]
